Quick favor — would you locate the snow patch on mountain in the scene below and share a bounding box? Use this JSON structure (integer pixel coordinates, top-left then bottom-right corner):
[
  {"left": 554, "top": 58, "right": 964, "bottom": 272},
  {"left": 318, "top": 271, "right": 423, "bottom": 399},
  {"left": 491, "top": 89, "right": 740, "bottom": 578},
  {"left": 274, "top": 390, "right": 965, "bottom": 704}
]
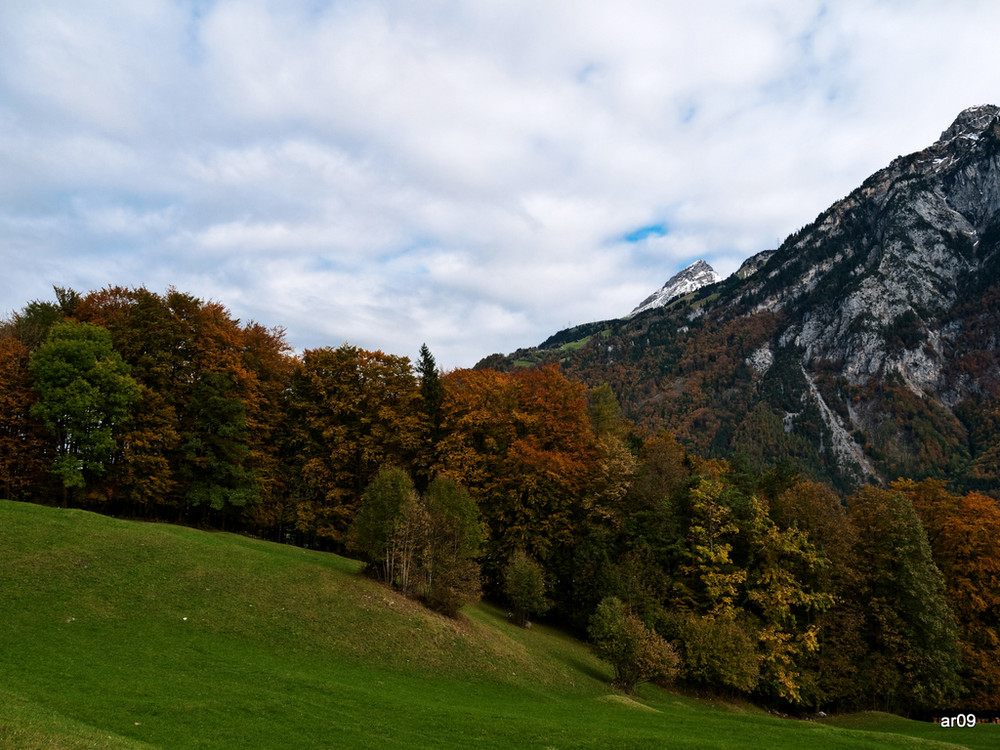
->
[{"left": 629, "top": 260, "right": 721, "bottom": 317}]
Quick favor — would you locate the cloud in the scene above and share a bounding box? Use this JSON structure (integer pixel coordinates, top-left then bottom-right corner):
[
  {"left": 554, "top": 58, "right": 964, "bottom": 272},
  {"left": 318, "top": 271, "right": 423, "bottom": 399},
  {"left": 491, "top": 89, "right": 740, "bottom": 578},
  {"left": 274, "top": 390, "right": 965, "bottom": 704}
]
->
[{"left": 2, "top": 1, "right": 1000, "bottom": 366}]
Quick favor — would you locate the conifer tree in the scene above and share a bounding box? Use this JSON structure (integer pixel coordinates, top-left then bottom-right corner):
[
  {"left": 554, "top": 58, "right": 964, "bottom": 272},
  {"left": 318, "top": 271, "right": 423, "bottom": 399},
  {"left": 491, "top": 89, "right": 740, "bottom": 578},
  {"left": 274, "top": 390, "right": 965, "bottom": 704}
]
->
[{"left": 848, "top": 486, "right": 961, "bottom": 713}]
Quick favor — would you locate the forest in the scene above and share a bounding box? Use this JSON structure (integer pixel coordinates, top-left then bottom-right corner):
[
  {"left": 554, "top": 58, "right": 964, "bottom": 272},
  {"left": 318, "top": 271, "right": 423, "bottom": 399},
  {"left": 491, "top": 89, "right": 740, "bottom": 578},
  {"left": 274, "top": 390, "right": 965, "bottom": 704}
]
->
[{"left": 1, "top": 285, "right": 998, "bottom": 716}]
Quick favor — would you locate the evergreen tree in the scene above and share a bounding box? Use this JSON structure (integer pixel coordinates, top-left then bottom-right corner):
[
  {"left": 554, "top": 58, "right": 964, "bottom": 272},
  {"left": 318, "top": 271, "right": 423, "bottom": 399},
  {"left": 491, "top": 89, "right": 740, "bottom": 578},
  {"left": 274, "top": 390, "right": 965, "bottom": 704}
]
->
[
  {"left": 848, "top": 486, "right": 961, "bottom": 713},
  {"left": 417, "top": 343, "right": 444, "bottom": 435}
]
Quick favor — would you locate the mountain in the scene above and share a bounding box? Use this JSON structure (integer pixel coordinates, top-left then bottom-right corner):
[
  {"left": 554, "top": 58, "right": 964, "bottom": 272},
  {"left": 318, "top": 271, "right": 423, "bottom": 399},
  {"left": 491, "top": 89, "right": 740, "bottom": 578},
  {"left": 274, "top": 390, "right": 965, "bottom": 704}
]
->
[
  {"left": 629, "top": 260, "right": 722, "bottom": 316},
  {"left": 485, "top": 105, "right": 1000, "bottom": 492}
]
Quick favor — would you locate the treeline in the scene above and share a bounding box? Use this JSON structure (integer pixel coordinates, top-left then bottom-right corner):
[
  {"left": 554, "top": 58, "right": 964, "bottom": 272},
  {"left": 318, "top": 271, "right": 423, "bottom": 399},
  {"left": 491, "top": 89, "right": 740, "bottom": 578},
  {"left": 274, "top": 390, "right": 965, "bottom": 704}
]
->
[{"left": 2, "top": 286, "right": 999, "bottom": 715}]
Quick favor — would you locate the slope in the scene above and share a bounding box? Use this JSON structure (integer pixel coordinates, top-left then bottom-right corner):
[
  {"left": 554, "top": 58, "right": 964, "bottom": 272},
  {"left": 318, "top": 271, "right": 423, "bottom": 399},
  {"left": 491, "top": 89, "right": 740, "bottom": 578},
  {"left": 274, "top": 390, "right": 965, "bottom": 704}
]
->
[{"left": 1, "top": 500, "right": 994, "bottom": 749}]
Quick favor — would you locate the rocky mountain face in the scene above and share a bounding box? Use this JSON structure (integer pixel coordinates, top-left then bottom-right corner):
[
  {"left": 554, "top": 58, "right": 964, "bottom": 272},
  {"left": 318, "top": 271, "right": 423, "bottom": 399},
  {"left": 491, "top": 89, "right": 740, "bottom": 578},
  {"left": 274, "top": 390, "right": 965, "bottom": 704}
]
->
[
  {"left": 629, "top": 260, "right": 721, "bottom": 316},
  {"left": 488, "top": 106, "right": 1000, "bottom": 492}
]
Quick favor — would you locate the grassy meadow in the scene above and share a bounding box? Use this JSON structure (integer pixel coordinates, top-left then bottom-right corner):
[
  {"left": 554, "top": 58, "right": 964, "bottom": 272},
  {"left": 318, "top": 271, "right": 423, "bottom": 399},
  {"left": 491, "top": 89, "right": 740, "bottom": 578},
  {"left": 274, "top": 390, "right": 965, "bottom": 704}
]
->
[{"left": 0, "top": 499, "right": 995, "bottom": 749}]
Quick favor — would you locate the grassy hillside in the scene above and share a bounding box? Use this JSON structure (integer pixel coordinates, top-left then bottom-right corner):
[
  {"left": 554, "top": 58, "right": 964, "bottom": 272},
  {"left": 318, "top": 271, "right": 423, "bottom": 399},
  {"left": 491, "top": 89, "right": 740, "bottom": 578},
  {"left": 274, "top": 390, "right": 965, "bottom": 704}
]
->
[{"left": 1, "top": 500, "right": 994, "bottom": 749}]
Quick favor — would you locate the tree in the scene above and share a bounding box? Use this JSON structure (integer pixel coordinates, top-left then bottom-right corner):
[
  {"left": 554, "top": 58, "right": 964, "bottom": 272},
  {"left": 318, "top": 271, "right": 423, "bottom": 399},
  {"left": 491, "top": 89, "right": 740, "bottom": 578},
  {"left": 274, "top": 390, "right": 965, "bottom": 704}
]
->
[
  {"left": 677, "top": 474, "right": 746, "bottom": 617},
  {"left": 436, "top": 364, "right": 598, "bottom": 602},
  {"left": 897, "top": 479, "right": 1000, "bottom": 710},
  {"left": 664, "top": 612, "right": 760, "bottom": 694},
  {"left": 588, "top": 597, "right": 680, "bottom": 694},
  {"left": 771, "top": 479, "right": 865, "bottom": 711},
  {"left": 71, "top": 286, "right": 293, "bottom": 523},
  {"left": 417, "top": 344, "right": 444, "bottom": 433},
  {"left": 588, "top": 383, "right": 627, "bottom": 439},
  {"left": 284, "top": 346, "right": 422, "bottom": 546},
  {"left": 848, "top": 485, "right": 961, "bottom": 713},
  {"left": 349, "top": 467, "right": 425, "bottom": 593},
  {"left": 422, "top": 475, "right": 484, "bottom": 616},
  {"left": 414, "top": 343, "right": 445, "bottom": 489},
  {"left": 0, "top": 334, "right": 50, "bottom": 500},
  {"left": 743, "top": 500, "right": 832, "bottom": 707},
  {"left": 29, "top": 321, "right": 140, "bottom": 501},
  {"left": 177, "top": 371, "right": 259, "bottom": 516},
  {"left": 503, "top": 549, "right": 549, "bottom": 627}
]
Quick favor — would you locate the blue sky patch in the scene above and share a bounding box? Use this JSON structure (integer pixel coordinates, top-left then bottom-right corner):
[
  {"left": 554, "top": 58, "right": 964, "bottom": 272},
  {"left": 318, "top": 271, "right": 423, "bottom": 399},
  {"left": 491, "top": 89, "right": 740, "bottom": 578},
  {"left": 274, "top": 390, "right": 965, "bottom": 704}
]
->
[{"left": 623, "top": 223, "right": 669, "bottom": 243}]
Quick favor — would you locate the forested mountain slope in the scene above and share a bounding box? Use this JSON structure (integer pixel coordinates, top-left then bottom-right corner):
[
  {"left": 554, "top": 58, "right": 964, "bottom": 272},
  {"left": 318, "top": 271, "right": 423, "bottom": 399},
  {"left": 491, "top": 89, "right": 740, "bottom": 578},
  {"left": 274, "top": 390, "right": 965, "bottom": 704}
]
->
[{"left": 486, "top": 105, "right": 1000, "bottom": 493}]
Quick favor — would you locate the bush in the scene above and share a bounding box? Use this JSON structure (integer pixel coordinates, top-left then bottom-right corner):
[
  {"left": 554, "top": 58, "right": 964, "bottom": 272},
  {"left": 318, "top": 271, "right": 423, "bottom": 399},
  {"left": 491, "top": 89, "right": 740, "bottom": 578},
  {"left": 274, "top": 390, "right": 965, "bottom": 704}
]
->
[
  {"left": 589, "top": 597, "right": 680, "bottom": 694},
  {"left": 663, "top": 612, "right": 761, "bottom": 694}
]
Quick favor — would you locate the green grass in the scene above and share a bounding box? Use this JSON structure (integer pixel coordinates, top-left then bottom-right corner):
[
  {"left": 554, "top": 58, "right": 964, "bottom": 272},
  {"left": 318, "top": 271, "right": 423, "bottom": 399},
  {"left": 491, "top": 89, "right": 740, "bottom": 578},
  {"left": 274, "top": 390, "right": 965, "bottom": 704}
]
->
[
  {"left": 559, "top": 336, "right": 591, "bottom": 352},
  {"left": 2, "top": 500, "right": 997, "bottom": 749}
]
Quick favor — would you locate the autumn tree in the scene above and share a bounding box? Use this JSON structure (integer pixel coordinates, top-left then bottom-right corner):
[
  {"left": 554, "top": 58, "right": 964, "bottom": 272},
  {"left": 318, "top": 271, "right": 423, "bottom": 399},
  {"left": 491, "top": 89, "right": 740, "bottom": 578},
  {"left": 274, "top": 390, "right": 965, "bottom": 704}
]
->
[
  {"left": 770, "top": 478, "right": 865, "bottom": 711},
  {"left": 283, "top": 345, "right": 422, "bottom": 546},
  {"left": 624, "top": 431, "right": 691, "bottom": 517},
  {"left": 741, "top": 493, "right": 833, "bottom": 706},
  {"left": 0, "top": 333, "right": 50, "bottom": 499},
  {"left": 436, "top": 364, "right": 598, "bottom": 604},
  {"left": 71, "top": 287, "right": 290, "bottom": 523},
  {"left": 676, "top": 473, "right": 746, "bottom": 617},
  {"left": 665, "top": 612, "right": 761, "bottom": 694},
  {"left": 29, "top": 321, "right": 140, "bottom": 502}
]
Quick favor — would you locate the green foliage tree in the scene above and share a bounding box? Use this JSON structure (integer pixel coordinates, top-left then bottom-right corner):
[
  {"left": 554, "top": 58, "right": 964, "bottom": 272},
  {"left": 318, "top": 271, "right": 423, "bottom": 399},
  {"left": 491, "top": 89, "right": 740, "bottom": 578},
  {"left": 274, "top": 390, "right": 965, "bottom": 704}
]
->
[
  {"left": 349, "top": 467, "right": 423, "bottom": 592},
  {"left": 178, "top": 371, "right": 259, "bottom": 514},
  {"left": 503, "top": 548, "right": 549, "bottom": 627},
  {"left": 417, "top": 344, "right": 444, "bottom": 433},
  {"left": 848, "top": 485, "right": 961, "bottom": 713},
  {"left": 29, "top": 321, "right": 140, "bottom": 499},
  {"left": 422, "top": 475, "right": 484, "bottom": 616},
  {"left": 415, "top": 343, "right": 445, "bottom": 489},
  {"left": 897, "top": 479, "right": 1000, "bottom": 710},
  {"left": 588, "top": 597, "right": 680, "bottom": 694},
  {"left": 350, "top": 469, "right": 482, "bottom": 612}
]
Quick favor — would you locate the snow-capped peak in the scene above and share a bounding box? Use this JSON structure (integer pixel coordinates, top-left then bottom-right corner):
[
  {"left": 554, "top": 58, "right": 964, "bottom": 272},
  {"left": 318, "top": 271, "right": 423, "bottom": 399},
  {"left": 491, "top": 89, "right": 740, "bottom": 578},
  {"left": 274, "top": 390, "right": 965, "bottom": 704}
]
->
[{"left": 629, "top": 260, "right": 721, "bottom": 317}]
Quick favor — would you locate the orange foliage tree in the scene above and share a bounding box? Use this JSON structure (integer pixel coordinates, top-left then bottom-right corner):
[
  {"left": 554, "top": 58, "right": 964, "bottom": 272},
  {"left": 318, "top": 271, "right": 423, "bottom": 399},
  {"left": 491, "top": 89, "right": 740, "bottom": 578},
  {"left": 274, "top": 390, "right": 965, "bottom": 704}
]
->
[
  {"left": 435, "top": 364, "right": 598, "bottom": 592},
  {"left": 282, "top": 345, "right": 422, "bottom": 547},
  {"left": 0, "top": 334, "right": 51, "bottom": 500}
]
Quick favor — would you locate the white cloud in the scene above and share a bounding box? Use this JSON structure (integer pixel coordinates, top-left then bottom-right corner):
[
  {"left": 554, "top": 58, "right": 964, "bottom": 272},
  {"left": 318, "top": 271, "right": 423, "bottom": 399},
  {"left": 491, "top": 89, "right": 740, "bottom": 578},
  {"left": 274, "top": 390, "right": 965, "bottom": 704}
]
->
[{"left": 2, "top": 1, "right": 1000, "bottom": 366}]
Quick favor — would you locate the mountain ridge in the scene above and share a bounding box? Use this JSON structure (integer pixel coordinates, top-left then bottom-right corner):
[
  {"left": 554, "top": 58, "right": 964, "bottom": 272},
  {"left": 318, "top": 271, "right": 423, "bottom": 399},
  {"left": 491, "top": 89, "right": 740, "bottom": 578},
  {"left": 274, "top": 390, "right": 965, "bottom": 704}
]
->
[{"left": 483, "top": 105, "right": 1000, "bottom": 492}]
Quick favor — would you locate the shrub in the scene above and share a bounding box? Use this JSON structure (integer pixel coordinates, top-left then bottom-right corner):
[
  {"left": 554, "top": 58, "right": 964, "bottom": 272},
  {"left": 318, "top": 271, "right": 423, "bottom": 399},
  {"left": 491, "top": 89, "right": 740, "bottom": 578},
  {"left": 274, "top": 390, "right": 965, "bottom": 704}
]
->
[{"left": 589, "top": 597, "right": 680, "bottom": 694}]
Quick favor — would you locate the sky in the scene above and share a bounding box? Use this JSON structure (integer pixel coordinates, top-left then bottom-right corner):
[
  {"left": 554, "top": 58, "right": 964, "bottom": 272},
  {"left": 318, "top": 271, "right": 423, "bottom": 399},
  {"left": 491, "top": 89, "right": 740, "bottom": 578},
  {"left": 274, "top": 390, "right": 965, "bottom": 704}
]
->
[{"left": 2, "top": 1, "right": 1000, "bottom": 368}]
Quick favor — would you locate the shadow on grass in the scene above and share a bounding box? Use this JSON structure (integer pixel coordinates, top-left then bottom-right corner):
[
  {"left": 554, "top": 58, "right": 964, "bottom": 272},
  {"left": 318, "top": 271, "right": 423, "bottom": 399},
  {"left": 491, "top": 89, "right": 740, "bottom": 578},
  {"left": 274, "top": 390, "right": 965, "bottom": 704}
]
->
[{"left": 564, "top": 654, "right": 613, "bottom": 685}]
